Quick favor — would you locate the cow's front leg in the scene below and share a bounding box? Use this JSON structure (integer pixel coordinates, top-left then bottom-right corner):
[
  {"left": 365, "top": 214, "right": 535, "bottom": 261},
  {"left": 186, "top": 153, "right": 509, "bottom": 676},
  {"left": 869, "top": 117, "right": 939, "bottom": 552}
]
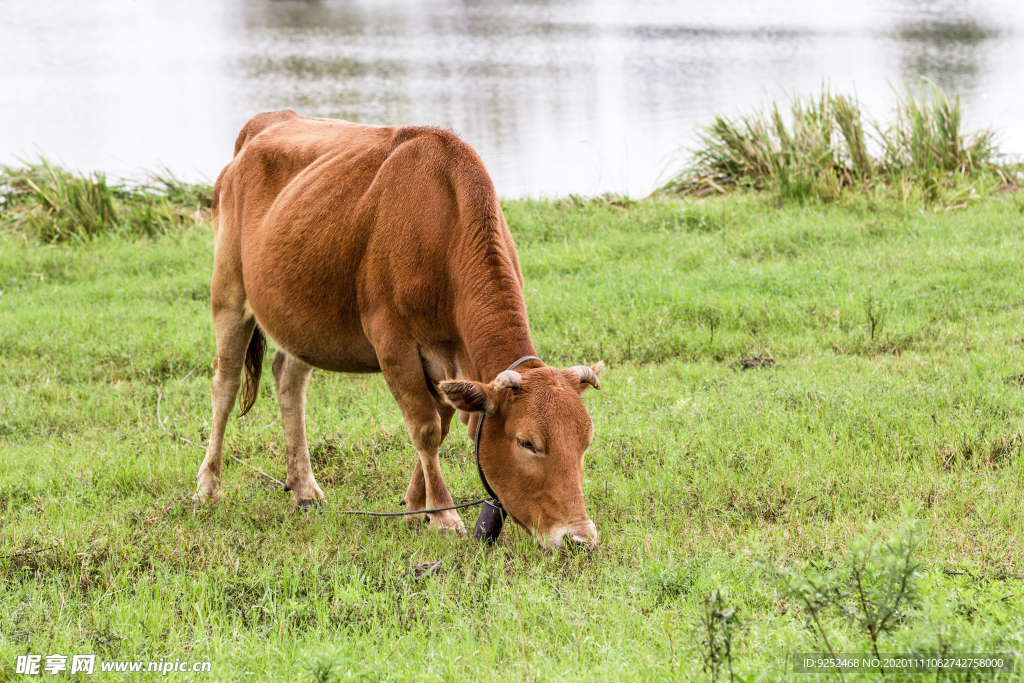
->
[
  {"left": 402, "top": 459, "right": 427, "bottom": 524},
  {"left": 402, "top": 401, "right": 456, "bottom": 526},
  {"left": 272, "top": 350, "right": 324, "bottom": 508},
  {"left": 375, "top": 340, "right": 465, "bottom": 534},
  {"left": 408, "top": 413, "right": 464, "bottom": 533}
]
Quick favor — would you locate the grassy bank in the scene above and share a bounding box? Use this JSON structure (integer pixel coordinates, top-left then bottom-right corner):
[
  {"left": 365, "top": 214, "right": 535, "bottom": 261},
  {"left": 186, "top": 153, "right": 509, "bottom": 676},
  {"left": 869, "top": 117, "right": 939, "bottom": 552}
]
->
[
  {"left": 0, "top": 159, "right": 211, "bottom": 243},
  {"left": 661, "top": 81, "right": 1022, "bottom": 205},
  {"left": 2, "top": 180, "right": 1024, "bottom": 680}
]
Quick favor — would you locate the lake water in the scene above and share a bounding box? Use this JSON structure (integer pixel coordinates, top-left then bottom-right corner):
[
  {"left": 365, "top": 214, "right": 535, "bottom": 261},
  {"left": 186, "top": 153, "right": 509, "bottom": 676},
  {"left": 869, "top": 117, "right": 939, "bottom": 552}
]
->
[{"left": 2, "top": 0, "right": 1023, "bottom": 197}]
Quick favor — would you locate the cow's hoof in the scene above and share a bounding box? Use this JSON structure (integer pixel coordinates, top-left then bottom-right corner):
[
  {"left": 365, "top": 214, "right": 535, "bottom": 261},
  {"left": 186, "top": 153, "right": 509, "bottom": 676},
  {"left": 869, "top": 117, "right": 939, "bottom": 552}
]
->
[
  {"left": 288, "top": 477, "right": 325, "bottom": 508},
  {"left": 192, "top": 489, "right": 221, "bottom": 506},
  {"left": 402, "top": 511, "right": 427, "bottom": 525},
  {"left": 426, "top": 511, "right": 466, "bottom": 535}
]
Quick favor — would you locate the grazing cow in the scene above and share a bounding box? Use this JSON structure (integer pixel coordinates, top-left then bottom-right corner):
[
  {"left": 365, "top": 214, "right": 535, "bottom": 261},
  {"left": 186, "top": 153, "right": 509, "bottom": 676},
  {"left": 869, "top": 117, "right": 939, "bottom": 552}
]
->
[{"left": 195, "top": 110, "right": 603, "bottom": 550}]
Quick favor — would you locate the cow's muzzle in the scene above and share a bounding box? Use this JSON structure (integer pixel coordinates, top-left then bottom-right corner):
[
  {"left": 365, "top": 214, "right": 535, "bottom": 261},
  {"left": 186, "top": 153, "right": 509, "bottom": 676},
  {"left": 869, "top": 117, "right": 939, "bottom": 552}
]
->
[{"left": 546, "top": 520, "right": 599, "bottom": 552}]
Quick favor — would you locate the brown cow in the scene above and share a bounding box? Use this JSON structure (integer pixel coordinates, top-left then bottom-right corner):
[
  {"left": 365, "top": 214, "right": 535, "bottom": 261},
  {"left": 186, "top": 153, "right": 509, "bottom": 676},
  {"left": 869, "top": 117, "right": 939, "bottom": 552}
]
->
[{"left": 195, "top": 110, "right": 602, "bottom": 550}]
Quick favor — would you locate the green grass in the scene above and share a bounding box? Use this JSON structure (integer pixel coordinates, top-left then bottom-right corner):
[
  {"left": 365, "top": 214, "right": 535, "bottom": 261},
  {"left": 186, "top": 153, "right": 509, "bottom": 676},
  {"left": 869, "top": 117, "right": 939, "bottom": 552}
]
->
[
  {"left": 2, "top": 183, "right": 1024, "bottom": 681},
  {"left": 0, "top": 158, "right": 212, "bottom": 243},
  {"left": 662, "top": 81, "right": 1017, "bottom": 204}
]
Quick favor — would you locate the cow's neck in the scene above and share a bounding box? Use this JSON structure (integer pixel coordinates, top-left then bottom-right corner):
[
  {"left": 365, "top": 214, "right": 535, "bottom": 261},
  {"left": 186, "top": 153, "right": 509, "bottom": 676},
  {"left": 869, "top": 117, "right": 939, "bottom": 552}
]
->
[
  {"left": 455, "top": 192, "right": 541, "bottom": 382},
  {"left": 457, "top": 258, "right": 540, "bottom": 383},
  {"left": 464, "top": 322, "right": 540, "bottom": 384}
]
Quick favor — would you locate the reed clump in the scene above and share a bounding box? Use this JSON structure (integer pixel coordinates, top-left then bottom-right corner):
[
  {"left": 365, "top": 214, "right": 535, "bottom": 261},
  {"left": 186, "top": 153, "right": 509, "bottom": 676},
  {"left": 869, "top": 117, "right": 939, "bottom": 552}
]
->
[
  {"left": 0, "top": 158, "right": 212, "bottom": 243},
  {"left": 662, "top": 80, "right": 1018, "bottom": 203}
]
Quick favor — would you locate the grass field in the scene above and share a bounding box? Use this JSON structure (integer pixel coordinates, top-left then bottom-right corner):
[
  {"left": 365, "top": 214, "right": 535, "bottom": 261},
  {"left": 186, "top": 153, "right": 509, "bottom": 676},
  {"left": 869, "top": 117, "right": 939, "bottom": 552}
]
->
[{"left": 2, "top": 187, "right": 1024, "bottom": 681}]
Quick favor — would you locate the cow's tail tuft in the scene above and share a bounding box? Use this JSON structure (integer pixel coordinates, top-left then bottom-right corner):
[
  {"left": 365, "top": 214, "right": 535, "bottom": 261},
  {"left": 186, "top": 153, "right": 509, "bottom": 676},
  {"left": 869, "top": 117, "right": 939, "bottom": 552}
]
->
[{"left": 239, "top": 325, "right": 266, "bottom": 418}]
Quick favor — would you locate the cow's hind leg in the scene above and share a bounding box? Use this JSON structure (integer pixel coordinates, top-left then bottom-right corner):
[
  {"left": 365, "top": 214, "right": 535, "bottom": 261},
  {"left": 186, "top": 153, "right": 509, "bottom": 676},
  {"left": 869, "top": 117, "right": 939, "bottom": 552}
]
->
[
  {"left": 195, "top": 304, "right": 255, "bottom": 503},
  {"left": 272, "top": 350, "right": 324, "bottom": 508},
  {"left": 374, "top": 341, "right": 464, "bottom": 534}
]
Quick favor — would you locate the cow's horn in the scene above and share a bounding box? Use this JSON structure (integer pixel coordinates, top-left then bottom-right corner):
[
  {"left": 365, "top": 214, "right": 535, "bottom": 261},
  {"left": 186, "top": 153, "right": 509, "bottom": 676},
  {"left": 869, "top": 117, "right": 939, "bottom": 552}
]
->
[
  {"left": 494, "top": 370, "right": 522, "bottom": 390},
  {"left": 570, "top": 365, "right": 602, "bottom": 390}
]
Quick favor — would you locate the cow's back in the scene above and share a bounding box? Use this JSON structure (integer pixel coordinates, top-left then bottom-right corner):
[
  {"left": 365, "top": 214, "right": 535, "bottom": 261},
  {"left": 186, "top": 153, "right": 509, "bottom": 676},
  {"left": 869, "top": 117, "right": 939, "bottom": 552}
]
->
[{"left": 213, "top": 112, "right": 508, "bottom": 375}]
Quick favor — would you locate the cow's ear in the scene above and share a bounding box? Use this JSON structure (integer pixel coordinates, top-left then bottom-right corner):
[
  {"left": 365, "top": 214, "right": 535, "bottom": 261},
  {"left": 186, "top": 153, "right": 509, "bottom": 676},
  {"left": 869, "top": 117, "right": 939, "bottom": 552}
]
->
[{"left": 439, "top": 380, "right": 497, "bottom": 415}]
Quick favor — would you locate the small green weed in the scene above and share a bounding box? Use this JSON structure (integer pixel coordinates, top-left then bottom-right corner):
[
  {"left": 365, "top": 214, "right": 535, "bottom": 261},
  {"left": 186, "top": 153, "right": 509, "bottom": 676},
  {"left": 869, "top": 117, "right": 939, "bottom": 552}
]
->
[
  {"left": 699, "top": 588, "right": 743, "bottom": 683},
  {"left": 769, "top": 515, "right": 928, "bottom": 675}
]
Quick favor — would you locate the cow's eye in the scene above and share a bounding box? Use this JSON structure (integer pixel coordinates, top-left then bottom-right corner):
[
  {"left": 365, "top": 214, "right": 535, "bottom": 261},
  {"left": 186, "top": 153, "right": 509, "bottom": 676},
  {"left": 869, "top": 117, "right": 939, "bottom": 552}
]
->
[{"left": 517, "top": 437, "right": 537, "bottom": 453}]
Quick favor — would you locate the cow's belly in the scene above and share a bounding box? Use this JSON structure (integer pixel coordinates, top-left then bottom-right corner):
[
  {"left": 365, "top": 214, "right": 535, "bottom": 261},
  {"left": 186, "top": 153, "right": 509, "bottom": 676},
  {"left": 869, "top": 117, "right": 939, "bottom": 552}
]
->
[
  {"left": 242, "top": 227, "right": 382, "bottom": 374},
  {"left": 248, "top": 285, "right": 381, "bottom": 373}
]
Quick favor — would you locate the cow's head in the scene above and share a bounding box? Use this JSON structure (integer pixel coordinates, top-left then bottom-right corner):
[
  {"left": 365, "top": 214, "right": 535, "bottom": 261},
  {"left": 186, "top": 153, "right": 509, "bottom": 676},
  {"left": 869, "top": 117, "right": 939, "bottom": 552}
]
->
[{"left": 439, "top": 362, "right": 603, "bottom": 551}]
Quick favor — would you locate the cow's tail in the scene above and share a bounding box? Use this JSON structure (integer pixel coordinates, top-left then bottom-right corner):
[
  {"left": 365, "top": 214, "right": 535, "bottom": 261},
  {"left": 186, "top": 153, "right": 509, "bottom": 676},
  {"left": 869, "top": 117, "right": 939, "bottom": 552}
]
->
[{"left": 238, "top": 325, "right": 266, "bottom": 418}]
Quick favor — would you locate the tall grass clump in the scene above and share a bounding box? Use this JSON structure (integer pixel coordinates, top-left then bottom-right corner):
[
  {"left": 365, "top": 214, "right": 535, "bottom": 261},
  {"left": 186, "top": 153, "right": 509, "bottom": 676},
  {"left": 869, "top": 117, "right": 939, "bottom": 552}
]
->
[
  {"left": 880, "top": 82, "right": 996, "bottom": 178},
  {"left": 663, "top": 80, "right": 1016, "bottom": 203},
  {"left": 0, "top": 158, "right": 212, "bottom": 243}
]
